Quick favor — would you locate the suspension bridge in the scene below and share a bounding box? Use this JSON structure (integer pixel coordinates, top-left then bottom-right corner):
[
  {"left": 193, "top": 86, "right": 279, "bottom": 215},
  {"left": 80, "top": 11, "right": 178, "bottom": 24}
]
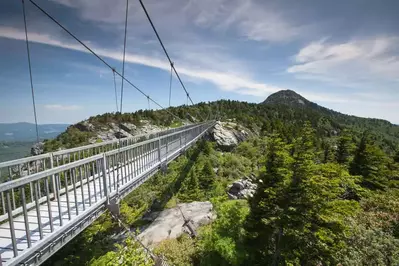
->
[
  {"left": 0, "top": 121, "right": 215, "bottom": 265},
  {"left": 1, "top": 0, "right": 218, "bottom": 264}
]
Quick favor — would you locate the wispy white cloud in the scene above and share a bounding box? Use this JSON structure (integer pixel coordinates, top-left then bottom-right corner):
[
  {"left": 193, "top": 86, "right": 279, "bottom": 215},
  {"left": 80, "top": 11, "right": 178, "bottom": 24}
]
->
[
  {"left": 0, "top": 26, "right": 284, "bottom": 96},
  {"left": 214, "top": 0, "right": 305, "bottom": 42},
  {"left": 2, "top": 26, "right": 386, "bottom": 106},
  {"left": 288, "top": 37, "right": 399, "bottom": 86},
  {"left": 44, "top": 104, "right": 81, "bottom": 110},
  {"left": 50, "top": 0, "right": 305, "bottom": 43}
]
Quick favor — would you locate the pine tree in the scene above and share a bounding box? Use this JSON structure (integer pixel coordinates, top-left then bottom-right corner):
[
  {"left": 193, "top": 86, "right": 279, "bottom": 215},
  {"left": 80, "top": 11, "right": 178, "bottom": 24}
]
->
[
  {"left": 292, "top": 121, "right": 316, "bottom": 185},
  {"left": 202, "top": 141, "right": 213, "bottom": 156},
  {"left": 284, "top": 121, "right": 318, "bottom": 263},
  {"left": 245, "top": 134, "right": 293, "bottom": 263},
  {"left": 394, "top": 149, "right": 399, "bottom": 163},
  {"left": 321, "top": 138, "right": 335, "bottom": 163},
  {"left": 350, "top": 132, "right": 389, "bottom": 190},
  {"left": 179, "top": 169, "right": 201, "bottom": 202},
  {"left": 199, "top": 160, "right": 215, "bottom": 190},
  {"left": 285, "top": 122, "right": 359, "bottom": 264},
  {"left": 336, "top": 129, "right": 355, "bottom": 165}
]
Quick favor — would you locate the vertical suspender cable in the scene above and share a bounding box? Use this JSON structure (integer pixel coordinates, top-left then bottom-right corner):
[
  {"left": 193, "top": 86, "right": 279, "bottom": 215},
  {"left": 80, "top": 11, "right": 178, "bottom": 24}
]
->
[
  {"left": 117, "top": 0, "right": 129, "bottom": 142},
  {"left": 27, "top": 0, "right": 185, "bottom": 125},
  {"left": 168, "top": 63, "right": 173, "bottom": 107},
  {"left": 120, "top": 0, "right": 129, "bottom": 115},
  {"left": 137, "top": 0, "right": 204, "bottom": 122},
  {"left": 113, "top": 69, "right": 119, "bottom": 113},
  {"left": 115, "top": 0, "right": 129, "bottom": 192},
  {"left": 22, "top": 0, "right": 40, "bottom": 144}
]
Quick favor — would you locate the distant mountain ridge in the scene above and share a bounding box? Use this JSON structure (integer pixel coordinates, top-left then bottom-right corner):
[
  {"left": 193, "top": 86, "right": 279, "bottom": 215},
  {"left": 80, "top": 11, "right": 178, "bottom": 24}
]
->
[
  {"left": 0, "top": 122, "right": 69, "bottom": 142},
  {"left": 263, "top": 90, "right": 312, "bottom": 106},
  {"left": 262, "top": 90, "right": 395, "bottom": 125}
]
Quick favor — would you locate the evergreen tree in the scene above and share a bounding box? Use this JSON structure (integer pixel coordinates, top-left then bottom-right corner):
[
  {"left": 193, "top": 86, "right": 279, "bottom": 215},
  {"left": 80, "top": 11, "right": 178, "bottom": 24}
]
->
[
  {"left": 245, "top": 134, "right": 293, "bottom": 264},
  {"left": 321, "top": 138, "right": 335, "bottom": 163},
  {"left": 350, "top": 132, "right": 389, "bottom": 190},
  {"left": 286, "top": 123, "right": 360, "bottom": 264},
  {"left": 292, "top": 121, "right": 316, "bottom": 185},
  {"left": 336, "top": 129, "right": 355, "bottom": 165},
  {"left": 394, "top": 149, "right": 399, "bottom": 163},
  {"left": 202, "top": 141, "right": 213, "bottom": 156},
  {"left": 199, "top": 160, "right": 216, "bottom": 190},
  {"left": 284, "top": 121, "right": 319, "bottom": 263},
  {"left": 179, "top": 169, "right": 201, "bottom": 201}
]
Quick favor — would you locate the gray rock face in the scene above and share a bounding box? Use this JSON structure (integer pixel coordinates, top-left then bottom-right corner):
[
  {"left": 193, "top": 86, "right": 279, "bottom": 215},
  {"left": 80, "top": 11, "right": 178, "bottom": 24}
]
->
[
  {"left": 75, "top": 121, "right": 95, "bottom": 132},
  {"left": 232, "top": 181, "right": 245, "bottom": 190},
  {"left": 210, "top": 121, "right": 251, "bottom": 150},
  {"left": 31, "top": 142, "right": 44, "bottom": 156},
  {"left": 120, "top": 123, "right": 137, "bottom": 133},
  {"left": 228, "top": 178, "right": 257, "bottom": 200},
  {"left": 93, "top": 121, "right": 165, "bottom": 143},
  {"left": 139, "top": 201, "right": 216, "bottom": 246}
]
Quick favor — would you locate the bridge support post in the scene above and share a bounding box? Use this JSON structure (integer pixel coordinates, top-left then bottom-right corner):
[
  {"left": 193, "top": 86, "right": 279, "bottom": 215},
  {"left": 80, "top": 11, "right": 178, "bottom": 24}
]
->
[
  {"left": 50, "top": 154, "right": 57, "bottom": 200},
  {"left": 107, "top": 198, "right": 120, "bottom": 216},
  {"left": 101, "top": 154, "right": 109, "bottom": 204},
  {"left": 158, "top": 138, "right": 162, "bottom": 163},
  {"left": 179, "top": 131, "right": 182, "bottom": 149}
]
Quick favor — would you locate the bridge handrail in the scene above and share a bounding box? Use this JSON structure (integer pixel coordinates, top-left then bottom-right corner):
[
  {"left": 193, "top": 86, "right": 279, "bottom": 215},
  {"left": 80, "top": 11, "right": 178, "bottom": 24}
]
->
[
  {"left": 0, "top": 155, "right": 101, "bottom": 194},
  {"left": 0, "top": 123, "right": 195, "bottom": 170},
  {"left": 0, "top": 123, "right": 200, "bottom": 187},
  {"left": 0, "top": 153, "right": 51, "bottom": 169},
  {"left": 51, "top": 123, "right": 196, "bottom": 156},
  {"left": 0, "top": 122, "right": 213, "bottom": 193}
]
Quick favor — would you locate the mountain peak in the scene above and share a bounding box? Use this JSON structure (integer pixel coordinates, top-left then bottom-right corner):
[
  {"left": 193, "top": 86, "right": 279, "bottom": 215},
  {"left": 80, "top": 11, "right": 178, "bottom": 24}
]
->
[{"left": 263, "top": 90, "right": 310, "bottom": 106}]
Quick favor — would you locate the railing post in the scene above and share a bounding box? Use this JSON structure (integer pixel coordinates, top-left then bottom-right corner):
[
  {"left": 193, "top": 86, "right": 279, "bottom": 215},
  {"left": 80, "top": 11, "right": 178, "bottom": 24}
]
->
[
  {"left": 158, "top": 138, "right": 162, "bottom": 162},
  {"left": 50, "top": 154, "right": 57, "bottom": 200},
  {"left": 165, "top": 136, "right": 169, "bottom": 161},
  {"left": 6, "top": 191, "right": 17, "bottom": 258},
  {"left": 179, "top": 131, "right": 182, "bottom": 149},
  {"left": 102, "top": 154, "right": 109, "bottom": 204}
]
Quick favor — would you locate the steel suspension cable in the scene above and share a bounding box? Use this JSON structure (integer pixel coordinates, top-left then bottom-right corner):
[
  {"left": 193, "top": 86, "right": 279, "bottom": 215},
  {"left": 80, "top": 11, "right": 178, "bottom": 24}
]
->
[
  {"left": 112, "top": 69, "right": 119, "bottom": 113},
  {"left": 115, "top": 0, "right": 130, "bottom": 195},
  {"left": 109, "top": 212, "right": 169, "bottom": 265},
  {"left": 168, "top": 62, "right": 173, "bottom": 107},
  {"left": 26, "top": 0, "right": 185, "bottom": 124},
  {"left": 137, "top": 0, "right": 204, "bottom": 121},
  {"left": 22, "top": 0, "right": 40, "bottom": 144},
  {"left": 120, "top": 0, "right": 129, "bottom": 115}
]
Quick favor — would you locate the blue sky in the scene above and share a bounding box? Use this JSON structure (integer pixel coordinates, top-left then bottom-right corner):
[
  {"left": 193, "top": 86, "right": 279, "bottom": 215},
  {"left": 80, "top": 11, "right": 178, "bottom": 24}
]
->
[{"left": 0, "top": 0, "right": 398, "bottom": 124}]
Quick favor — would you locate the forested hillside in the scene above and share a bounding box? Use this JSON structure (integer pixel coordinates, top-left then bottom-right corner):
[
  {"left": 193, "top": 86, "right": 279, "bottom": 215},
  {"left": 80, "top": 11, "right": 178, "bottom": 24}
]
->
[
  {"left": 44, "top": 90, "right": 399, "bottom": 155},
  {"left": 43, "top": 90, "right": 399, "bottom": 265}
]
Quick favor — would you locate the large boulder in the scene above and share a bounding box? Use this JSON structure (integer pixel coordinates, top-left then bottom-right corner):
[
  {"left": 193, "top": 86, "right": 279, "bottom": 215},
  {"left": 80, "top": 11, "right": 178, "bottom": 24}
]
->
[
  {"left": 31, "top": 142, "right": 44, "bottom": 156},
  {"left": 227, "top": 178, "right": 257, "bottom": 200},
  {"left": 139, "top": 201, "right": 216, "bottom": 246},
  {"left": 120, "top": 123, "right": 137, "bottom": 133},
  {"left": 210, "top": 121, "right": 251, "bottom": 151},
  {"left": 75, "top": 121, "right": 95, "bottom": 132}
]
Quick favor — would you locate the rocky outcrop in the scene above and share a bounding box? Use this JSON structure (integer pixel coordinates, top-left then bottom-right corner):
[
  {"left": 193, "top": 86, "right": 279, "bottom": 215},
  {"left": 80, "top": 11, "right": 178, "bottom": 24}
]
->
[
  {"left": 120, "top": 123, "right": 137, "bottom": 133},
  {"left": 31, "top": 142, "right": 44, "bottom": 156},
  {"left": 87, "top": 120, "right": 167, "bottom": 143},
  {"left": 227, "top": 178, "right": 257, "bottom": 200},
  {"left": 75, "top": 121, "right": 95, "bottom": 132},
  {"left": 139, "top": 201, "right": 216, "bottom": 246},
  {"left": 210, "top": 121, "right": 251, "bottom": 150}
]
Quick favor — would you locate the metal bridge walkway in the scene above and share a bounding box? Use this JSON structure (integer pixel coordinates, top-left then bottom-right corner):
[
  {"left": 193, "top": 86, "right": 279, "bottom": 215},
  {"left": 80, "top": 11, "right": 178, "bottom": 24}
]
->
[{"left": 0, "top": 122, "right": 214, "bottom": 265}]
